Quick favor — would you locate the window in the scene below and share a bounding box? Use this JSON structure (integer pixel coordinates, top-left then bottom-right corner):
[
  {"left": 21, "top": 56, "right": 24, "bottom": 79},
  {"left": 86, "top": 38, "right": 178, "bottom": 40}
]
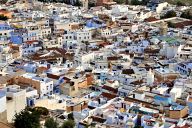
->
[{"left": 46, "top": 86, "right": 49, "bottom": 90}]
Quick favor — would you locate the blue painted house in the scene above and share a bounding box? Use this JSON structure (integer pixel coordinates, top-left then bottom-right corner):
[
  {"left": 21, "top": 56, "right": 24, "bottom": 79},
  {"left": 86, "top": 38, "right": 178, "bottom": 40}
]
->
[
  {"left": 22, "top": 63, "right": 37, "bottom": 73},
  {"left": 0, "top": 23, "right": 13, "bottom": 40},
  {"left": 86, "top": 17, "right": 106, "bottom": 29},
  {"left": 154, "top": 95, "right": 172, "bottom": 106}
]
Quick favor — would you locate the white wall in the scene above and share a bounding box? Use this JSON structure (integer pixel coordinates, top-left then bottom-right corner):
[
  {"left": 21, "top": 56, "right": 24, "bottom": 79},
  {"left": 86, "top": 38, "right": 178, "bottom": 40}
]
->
[
  {"left": 0, "top": 94, "right": 6, "bottom": 113},
  {"left": 7, "top": 90, "right": 26, "bottom": 122},
  {"left": 26, "top": 89, "right": 38, "bottom": 98},
  {"left": 76, "top": 31, "right": 92, "bottom": 42},
  {"left": 39, "top": 80, "right": 53, "bottom": 98}
]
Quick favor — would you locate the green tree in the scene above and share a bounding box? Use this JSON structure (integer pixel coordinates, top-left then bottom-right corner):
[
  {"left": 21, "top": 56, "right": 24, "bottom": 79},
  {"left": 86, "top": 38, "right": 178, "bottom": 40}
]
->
[
  {"left": 130, "top": 0, "right": 148, "bottom": 5},
  {"left": 14, "top": 108, "right": 40, "bottom": 128},
  {"left": 68, "top": 113, "right": 74, "bottom": 120},
  {"left": 181, "top": 10, "right": 192, "bottom": 20},
  {"left": 176, "top": 1, "right": 186, "bottom": 6},
  {"left": 61, "top": 120, "right": 75, "bottom": 128},
  {"left": 161, "top": 10, "right": 177, "bottom": 19},
  {"left": 34, "top": 107, "right": 49, "bottom": 116},
  {"left": 167, "top": 22, "right": 175, "bottom": 28},
  {"left": 44, "top": 117, "right": 58, "bottom": 128},
  {"left": 114, "top": 0, "right": 126, "bottom": 4},
  {"left": 26, "top": 106, "right": 49, "bottom": 116}
]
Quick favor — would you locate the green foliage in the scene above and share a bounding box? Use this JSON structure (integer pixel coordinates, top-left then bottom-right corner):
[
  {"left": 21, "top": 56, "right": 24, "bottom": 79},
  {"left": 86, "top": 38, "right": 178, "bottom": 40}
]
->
[
  {"left": 181, "top": 10, "right": 192, "bottom": 20},
  {"left": 161, "top": 10, "right": 177, "bottom": 19},
  {"left": 131, "top": 0, "right": 143, "bottom": 5},
  {"left": 14, "top": 107, "right": 50, "bottom": 128},
  {"left": 0, "top": 15, "right": 8, "bottom": 21},
  {"left": 167, "top": 22, "right": 175, "bottom": 28},
  {"left": 27, "top": 106, "right": 49, "bottom": 116},
  {"left": 44, "top": 117, "right": 58, "bottom": 128},
  {"left": 114, "top": 0, "right": 126, "bottom": 4},
  {"left": 68, "top": 113, "right": 74, "bottom": 120},
  {"left": 61, "top": 120, "right": 75, "bottom": 128},
  {"left": 14, "top": 108, "right": 41, "bottom": 128},
  {"left": 34, "top": 107, "right": 49, "bottom": 116},
  {"left": 176, "top": 1, "right": 186, "bottom": 6}
]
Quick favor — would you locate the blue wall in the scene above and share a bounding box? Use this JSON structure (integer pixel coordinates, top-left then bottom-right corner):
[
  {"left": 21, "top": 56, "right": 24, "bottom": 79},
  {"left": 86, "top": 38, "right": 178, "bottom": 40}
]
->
[
  {"left": 154, "top": 95, "right": 172, "bottom": 106},
  {"left": 10, "top": 34, "right": 23, "bottom": 44},
  {"left": 86, "top": 20, "right": 106, "bottom": 29},
  {"left": 187, "top": 102, "right": 192, "bottom": 114}
]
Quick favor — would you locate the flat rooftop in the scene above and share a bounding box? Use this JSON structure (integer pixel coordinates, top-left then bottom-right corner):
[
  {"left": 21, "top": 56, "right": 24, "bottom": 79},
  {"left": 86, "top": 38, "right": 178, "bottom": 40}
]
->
[{"left": 155, "top": 68, "right": 177, "bottom": 74}]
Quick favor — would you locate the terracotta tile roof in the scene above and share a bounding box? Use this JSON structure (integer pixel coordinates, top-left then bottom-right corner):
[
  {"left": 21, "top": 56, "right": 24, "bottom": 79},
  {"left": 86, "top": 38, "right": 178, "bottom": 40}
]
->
[
  {"left": 101, "top": 92, "right": 117, "bottom": 99},
  {"left": 31, "top": 48, "right": 67, "bottom": 61},
  {"left": 144, "top": 48, "right": 160, "bottom": 53},
  {"left": 122, "top": 69, "right": 134, "bottom": 75},
  {"left": 174, "top": 20, "right": 192, "bottom": 28},
  {"left": 64, "top": 52, "right": 75, "bottom": 61},
  {"left": 37, "top": 67, "right": 48, "bottom": 72},
  {"left": 130, "top": 79, "right": 144, "bottom": 85},
  {"left": 144, "top": 17, "right": 159, "bottom": 22},
  {"left": 97, "top": 42, "right": 112, "bottom": 47},
  {"left": 25, "top": 40, "right": 38, "bottom": 44},
  {"left": 107, "top": 56, "right": 121, "bottom": 61},
  {"left": 47, "top": 48, "right": 66, "bottom": 55},
  {"left": 102, "top": 85, "right": 118, "bottom": 93}
]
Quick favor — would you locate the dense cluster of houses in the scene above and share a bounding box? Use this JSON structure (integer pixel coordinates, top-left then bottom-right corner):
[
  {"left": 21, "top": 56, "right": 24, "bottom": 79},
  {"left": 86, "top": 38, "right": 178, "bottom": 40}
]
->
[{"left": 0, "top": 0, "right": 192, "bottom": 127}]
